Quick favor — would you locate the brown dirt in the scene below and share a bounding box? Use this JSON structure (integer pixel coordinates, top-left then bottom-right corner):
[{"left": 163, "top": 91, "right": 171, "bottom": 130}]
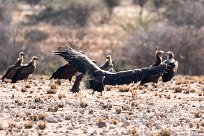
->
[{"left": 0, "top": 75, "right": 204, "bottom": 135}]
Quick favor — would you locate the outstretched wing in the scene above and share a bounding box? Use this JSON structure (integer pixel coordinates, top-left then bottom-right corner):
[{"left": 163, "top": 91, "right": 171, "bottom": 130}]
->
[
  {"left": 54, "top": 46, "right": 100, "bottom": 75},
  {"left": 55, "top": 45, "right": 167, "bottom": 92},
  {"left": 103, "top": 64, "right": 167, "bottom": 85}
]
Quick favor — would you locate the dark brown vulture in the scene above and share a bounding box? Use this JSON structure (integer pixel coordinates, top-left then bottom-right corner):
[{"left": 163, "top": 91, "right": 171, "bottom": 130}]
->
[
  {"left": 99, "top": 55, "right": 112, "bottom": 71},
  {"left": 108, "top": 64, "right": 116, "bottom": 73},
  {"left": 140, "top": 50, "right": 164, "bottom": 85},
  {"left": 55, "top": 46, "right": 167, "bottom": 94},
  {"left": 12, "top": 56, "right": 38, "bottom": 83},
  {"left": 162, "top": 51, "right": 178, "bottom": 82},
  {"left": 50, "top": 59, "right": 97, "bottom": 81},
  {"left": 71, "top": 56, "right": 113, "bottom": 93},
  {"left": 50, "top": 64, "right": 77, "bottom": 81},
  {"left": 2, "top": 52, "right": 25, "bottom": 82}
]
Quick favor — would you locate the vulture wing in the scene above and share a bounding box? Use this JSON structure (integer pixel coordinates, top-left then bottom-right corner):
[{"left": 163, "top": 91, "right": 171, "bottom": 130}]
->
[
  {"left": 103, "top": 65, "right": 166, "bottom": 85},
  {"left": 50, "top": 64, "right": 77, "bottom": 81},
  {"left": 12, "top": 64, "right": 36, "bottom": 83},
  {"left": 56, "top": 45, "right": 167, "bottom": 92},
  {"left": 55, "top": 46, "right": 100, "bottom": 76},
  {"left": 2, "top": 65, "right": 19, "bottom": 81}
]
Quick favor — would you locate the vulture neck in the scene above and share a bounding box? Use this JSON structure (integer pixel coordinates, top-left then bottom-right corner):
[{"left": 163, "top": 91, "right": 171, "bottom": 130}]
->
[
  {"left": 30, "top": 59, "right": 37, "bottom": 66},
  {"left": 15, "top": 56, "right": 24, "bottom": 65},
  {"left": 167, "top": 57, "right": 175, "bottom": 63},
  {"left": 156, "top": 55, "right": 162, "bottom": 64}
]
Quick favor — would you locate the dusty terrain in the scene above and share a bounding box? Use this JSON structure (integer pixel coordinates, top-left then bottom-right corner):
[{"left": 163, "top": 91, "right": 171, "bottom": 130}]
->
[{"left": 0, "top": 75, "right": 204, "bottom": 136}]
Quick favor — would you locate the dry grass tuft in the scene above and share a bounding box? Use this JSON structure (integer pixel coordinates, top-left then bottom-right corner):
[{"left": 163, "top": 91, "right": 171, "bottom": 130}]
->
[
  {"left": 158, "top": 128, "right": 171, "bottom": 136},
  {"left": 174, "top": 87, "right": 182, "bottom": 93},
  {"left": 110, "top": 118, "right": 118, "bottom": 125},
  {"left": 38, "top": 121, "right": 47, "bottom": 130},
  {"left": 119, "top": 85, "right": 130, "bottom": 92},
  {"left": 115, "top": 107, "right": 122, "bottom": 114},
  {"left": 105, "top": 85, "right": 111, "bottom": 91},
  {"left": 50, "top": 84, "right": 58, "bottom": 89},
  {"left": 58, "top": 102, "right": 64, "bottom": 108},
  {"left": 48, "top": 105, "right": 58, "bottom": 112},
  {"left": 80, "top": 101, "right": 88, "bottom": 108},
  {"left": 38, "top": 113, "right": 46, "bottom": 120},
  {"left": 58, "top": 93, "right": 66, "bottom": 99},
  {"left": 128, "top": 126, "right": 139, "bottom": 136},
  {"left": 24, "top": 121, "right": 33, "bottom": 129},
  {"left": 47, "top": 89, "right": 58, "bottom": 94},
  {"left": 194, "top": 111, "right": 202, "bottom": 118}
]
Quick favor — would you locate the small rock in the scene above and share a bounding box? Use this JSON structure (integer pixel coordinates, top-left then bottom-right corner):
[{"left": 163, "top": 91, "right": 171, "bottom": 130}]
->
[{"left": 45, "top": 116, "right": 58, "bottom": 123}]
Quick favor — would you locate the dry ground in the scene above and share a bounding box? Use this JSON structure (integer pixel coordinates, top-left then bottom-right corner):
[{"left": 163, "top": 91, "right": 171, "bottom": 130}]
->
[{"left": 0, "top": 75, "right": 204, "bottom": 136}]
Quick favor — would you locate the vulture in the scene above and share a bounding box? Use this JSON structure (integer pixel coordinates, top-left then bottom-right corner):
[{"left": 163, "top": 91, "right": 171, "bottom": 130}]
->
[
  {"left": 55, "top": 46, "right": 167, "bottom": 94},
  {"left": 50, "top": 64, "right": 77, "bottom": 82},
  {"left": 140, "top": 50, "right": 164, "bottom": 85},
  {"left": 71, "top": 56, "right": 114, "bottom": 93},
  {"left": 50, "top": 60, "right": 97, "bottom": 81},
  {"left": 162, "top": 51, "right": 178, "bottom": 82},
  {"left": 12, "top": 56, "right": 38, "bottom": 83},
  {"left": 2, "top": 52, "right": 25, "bottom": 82},
  {"left": 109, "top": 64, "right": 116, "bottom": 73},
  {"left": 99, "top": 55, "right": 112, "bottom": 71}
]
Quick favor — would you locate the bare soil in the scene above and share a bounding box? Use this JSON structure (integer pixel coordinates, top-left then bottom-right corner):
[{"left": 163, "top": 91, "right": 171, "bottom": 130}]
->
[{"left": 0, "top": 75, "right": 204, "bottom": 136}]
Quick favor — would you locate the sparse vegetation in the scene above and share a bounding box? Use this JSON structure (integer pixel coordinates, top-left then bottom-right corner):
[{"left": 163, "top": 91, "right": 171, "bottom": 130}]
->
[
  {"left": 24, "top": 121, "right": 33, "bottom": 129},
  {"left": 158, "top": 128, "right": 171, "bottom": 136},
  {"left": 38, "top": 121, "right": 47, "bottom": 130}
]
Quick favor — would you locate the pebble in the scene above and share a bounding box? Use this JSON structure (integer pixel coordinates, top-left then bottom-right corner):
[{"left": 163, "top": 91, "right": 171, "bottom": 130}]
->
[{"left": 45, "top": 116, "right": 58, "bottom": 123}]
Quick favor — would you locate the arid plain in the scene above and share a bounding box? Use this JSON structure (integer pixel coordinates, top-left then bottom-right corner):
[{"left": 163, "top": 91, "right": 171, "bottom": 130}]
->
[{"left": 0, "top": 76, "right": 204, "bottom": 136}]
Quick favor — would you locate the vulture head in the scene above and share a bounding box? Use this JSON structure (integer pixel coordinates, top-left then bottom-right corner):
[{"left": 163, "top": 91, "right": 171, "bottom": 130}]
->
[
  {"left": 31, "top": 56, "right": 38, "bottom": 66},
  {"left": 156, "top": 50, "right": 164, "bottom": 58},
  {"left": 166, "top": 51, "right": 174, "bottom": 59},
  {"left": 19, "top": 52, "right": 25, "bottom": 57},
  {"left": 106, "top": 55, "right": 112, "bottom": 63}
]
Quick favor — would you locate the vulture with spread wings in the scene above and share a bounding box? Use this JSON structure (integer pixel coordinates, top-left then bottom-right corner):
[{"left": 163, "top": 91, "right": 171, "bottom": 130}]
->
[
  {"left": 55, "top": 46, "right": 167, "bottom": 93},
  {"left": 71, "top": 55, "right": 114, "bottom": 93}
]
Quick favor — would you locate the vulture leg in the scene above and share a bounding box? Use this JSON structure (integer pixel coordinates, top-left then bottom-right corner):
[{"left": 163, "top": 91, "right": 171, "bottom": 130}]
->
[{"left": 71, "top": 74, "right": 83, "bottom": 93}]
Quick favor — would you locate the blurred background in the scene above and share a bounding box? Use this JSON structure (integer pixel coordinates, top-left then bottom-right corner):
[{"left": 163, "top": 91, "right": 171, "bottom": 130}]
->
[{"left": 0, "top": 0, "right": 203, "bottom": 75}]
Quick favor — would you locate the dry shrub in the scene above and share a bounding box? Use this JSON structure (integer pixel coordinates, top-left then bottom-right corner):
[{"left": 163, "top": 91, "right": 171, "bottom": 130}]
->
[
  {"left": 30, "top": 0, "right": 105, "bottom": 27},
  {"left": 158, "top": 128, "right": 171, "bottom": 136},
  {"left": 48, "top": 105, "right": 58, "bottom": 112},
  {"left": 122, "top": 24, "right": 204, "bottom": 75},
  {"left": 24, "top": 121, "right": 33, "bottom": 129},
  {"left": 128, "top": 126, "right": 139, "bottom": 136},
  {"left": 38, "top": 113, "right": 46, "bottom": 120},
  {"left": 174, "top": 87, "right": 182, "bottom": 93},
  {"left": 50, "top": 84, "right": 58, "bottom": 89},
  {"left": 47, "top": 89, "right": 58, "bottom": 94},
  {"left": 118, "top": 85, "right": 130, "bottom": 92},
  {"left": 38, "top": 121, "right": 47, "bottom": 130},
  {"left": 80, "top": 100, "right": 88, "bottom": 108}
]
